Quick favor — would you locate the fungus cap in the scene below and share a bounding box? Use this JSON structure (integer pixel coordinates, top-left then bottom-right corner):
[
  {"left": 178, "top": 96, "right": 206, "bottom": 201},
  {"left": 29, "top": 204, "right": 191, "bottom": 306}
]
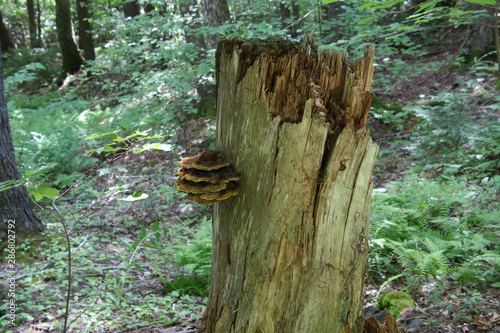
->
[
  {"left": 179, "top": 150, "right": 231, "bottom": 171},
  {"left": 174, "top": 150, "right": 240, "bottom": 204}
]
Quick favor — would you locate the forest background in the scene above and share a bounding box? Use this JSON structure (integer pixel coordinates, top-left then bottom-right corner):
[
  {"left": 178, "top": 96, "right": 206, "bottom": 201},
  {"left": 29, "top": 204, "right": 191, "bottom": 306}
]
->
[{"left": 0, "top": 0, "right": 499, "bottom": 332}]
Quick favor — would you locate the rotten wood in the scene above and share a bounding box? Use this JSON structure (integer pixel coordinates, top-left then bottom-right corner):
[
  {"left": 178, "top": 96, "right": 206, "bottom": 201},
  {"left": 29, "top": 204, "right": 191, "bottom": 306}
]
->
[{"left": 200, "top": 38, "right": 378, "bottom": 333}]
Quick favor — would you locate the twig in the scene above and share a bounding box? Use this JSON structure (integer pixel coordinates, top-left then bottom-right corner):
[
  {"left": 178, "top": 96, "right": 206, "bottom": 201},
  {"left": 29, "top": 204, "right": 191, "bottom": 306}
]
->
[
  {"left": 285, "top": 8, "right": 315, "bottom": 30},
  {"left": 73, "top": 234, "right": 89, "bottom": 253},
  {"left": 2, "top": 262, "right": 52, "bottom": 284},
  {"left": 51, "top": 199, "right": 71, "bottom": 333}
]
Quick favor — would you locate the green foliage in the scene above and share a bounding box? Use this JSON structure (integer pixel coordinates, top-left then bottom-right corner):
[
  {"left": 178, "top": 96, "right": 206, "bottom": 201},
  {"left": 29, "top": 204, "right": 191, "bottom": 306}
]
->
[
  {"left": 409, "top": 93, "right": 477, "bottom": 158},
  {"left": 3, "top": 62, "right": 46, "bottom": 92},
  {"left": 370, "top": 175, "right": 500, "bottom": 286},
  {"left": 3, "top": 47, "right": 60, "bottom": 87},
  {"left": 166, "top": 217, "right": 212, "bottom": 296},
  {"left": 8, "top": 92, "right": 96, "bottom": 187},
  {"left": 85, "top": 130, "right": 171, "bottom": 157},
  {"left": 370, "top": 95, "right": 415, "bottom": 132}
]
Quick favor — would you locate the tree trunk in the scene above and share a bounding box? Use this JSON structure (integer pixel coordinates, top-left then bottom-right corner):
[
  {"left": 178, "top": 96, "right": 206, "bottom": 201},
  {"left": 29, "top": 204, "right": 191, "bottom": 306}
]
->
[
  {"left": 123, "top": 0, "right": 141, "bottom": 18},
  {"left": 0, "top": 42, "right": 44, "bottom": 240},
  {"left": 27, "top": 0, "right": 40, "bottom": 48},
  {"left": 0, "top": 10, "right": 15, "bottom": 53},
  {"left": 466, "top": 4, "right": 496, "bottom": 54},
  {"left": 200, "top": 0, "right": 230, "bottom": 48},
  {"left": 37, "top": 0, "right": 42, "bottom": 43},
  {"left": 279, "top": 1, "right": 300, "bottom": 38},
  {"left": 199, "top": 38, "right": 378, "bottom": 333},
  {"left": 280, "top": 0, "right": 291, "bottom": 30},
  {"left": 322, "top": 2, "right": 345, "bottom": 43},
  {"left": 76, "top": 0, "right": 96, "bottom": 60},
  {"left": 55, "top": 0, "right": 84, "bottom": 75},
  {"left": 291, "top": 1, "right": 299, "bottom": 38},
  {"left": 179, "top": 0, "right": 207, "bottom": 57}
]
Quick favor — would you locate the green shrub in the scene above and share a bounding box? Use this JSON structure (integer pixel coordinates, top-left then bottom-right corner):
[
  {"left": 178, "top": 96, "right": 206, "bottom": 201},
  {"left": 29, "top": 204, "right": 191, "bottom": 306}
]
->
[{"left": 8, "top": 92, "right": 96, "bottom": 186}]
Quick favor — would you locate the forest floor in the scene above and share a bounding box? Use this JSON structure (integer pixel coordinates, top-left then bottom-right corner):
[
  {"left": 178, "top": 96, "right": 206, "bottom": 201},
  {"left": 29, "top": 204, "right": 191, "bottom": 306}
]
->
[{"left": 3, "top": 47, "right": 500, "bottom": 332}]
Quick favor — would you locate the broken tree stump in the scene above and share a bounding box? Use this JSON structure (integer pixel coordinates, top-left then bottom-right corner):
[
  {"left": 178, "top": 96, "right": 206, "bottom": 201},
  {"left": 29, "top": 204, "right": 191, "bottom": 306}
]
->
[{"left": 199, "top": 38, "right": 379, "bottom": 333}]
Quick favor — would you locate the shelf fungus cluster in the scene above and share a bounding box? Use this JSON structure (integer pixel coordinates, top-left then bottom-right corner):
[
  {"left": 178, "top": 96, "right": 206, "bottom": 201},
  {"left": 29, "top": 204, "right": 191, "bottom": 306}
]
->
[{"left": 174, "top": 150, "right": 240, "bottom": 205}]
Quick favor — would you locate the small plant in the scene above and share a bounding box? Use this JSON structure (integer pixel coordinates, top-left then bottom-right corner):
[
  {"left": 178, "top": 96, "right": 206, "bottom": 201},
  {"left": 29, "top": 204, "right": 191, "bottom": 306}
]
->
[
  {"left": 162, "top": 216, "right": 212, "bottom": 296},
  {"left": 116, "top": 222, "right": 163, "bottom": 306}
]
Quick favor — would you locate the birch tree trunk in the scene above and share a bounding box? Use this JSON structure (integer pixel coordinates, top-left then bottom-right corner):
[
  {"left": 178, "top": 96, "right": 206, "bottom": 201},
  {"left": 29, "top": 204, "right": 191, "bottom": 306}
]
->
[{"left": 199, "top": 38, "right": 378, "bottom": 333}]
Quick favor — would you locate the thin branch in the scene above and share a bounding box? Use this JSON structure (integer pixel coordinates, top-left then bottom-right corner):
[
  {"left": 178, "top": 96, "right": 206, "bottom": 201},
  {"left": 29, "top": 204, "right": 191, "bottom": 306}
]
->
[
  {"left": 2, "top": 262, "right": 52, "bottom": 284},
  {"left": 73, "top": 234, "right": 89, "bottom": 253},
  {"left": 285, "top": 8, "right": 315, "bottom": 30}
]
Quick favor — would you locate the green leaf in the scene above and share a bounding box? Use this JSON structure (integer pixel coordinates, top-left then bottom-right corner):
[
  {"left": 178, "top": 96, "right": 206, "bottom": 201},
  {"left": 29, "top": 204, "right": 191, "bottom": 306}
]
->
[
  {"left": 118, "top": 237, "right": 133, "bottom": 251},
  {"left": 464, "top": 0, "right": 495, "bottom": 4},
  {"left": 358, "top": 17, "right": 375, "bottom": 25},
  {"left": 135, "top": 143, "right": 172, "bottom": 153},
  {"left": 322, "top": 0, "right": 340, "bottom": 4},
  {"left": 19, "top": 313, "right": 34, "bottom": 321},
  {"left": 152, "top": 221, "right": 160, "bottom": 232},
  {"left": 133, "top": 263, "right": 143, "bottom": 274},
  {"left": 118, "top": 193, "right": 149, "bottom": 201},
  {"left": 415, "top": 0, "right": 438, "bottom": 13},
  {"left": 85, "top": 131, "right": 120, "bottom": 140},
  {"left": 30, "top": 184, "right": 59, "bottom": 201},
  {"left": 25, "top": 164, "right": 56, "bottom": 176},
  {"left": 32, "top": 63, "right": 46, "bottom": 70}
]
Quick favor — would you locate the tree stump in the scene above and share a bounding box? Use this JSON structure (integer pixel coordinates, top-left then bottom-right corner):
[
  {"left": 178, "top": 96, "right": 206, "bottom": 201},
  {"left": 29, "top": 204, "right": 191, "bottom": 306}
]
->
[{"left": 199, "top": 38, "right": 378, "bottom": 333}]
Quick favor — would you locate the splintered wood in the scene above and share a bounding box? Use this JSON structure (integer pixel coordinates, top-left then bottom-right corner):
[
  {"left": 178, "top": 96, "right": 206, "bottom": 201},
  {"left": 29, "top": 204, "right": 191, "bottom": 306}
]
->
[
  {"left": 202, "top": 38, "right": 379, "bottom": 333},
  {"left": 218, "top": 38, "right": 374, "bottom": 133}
]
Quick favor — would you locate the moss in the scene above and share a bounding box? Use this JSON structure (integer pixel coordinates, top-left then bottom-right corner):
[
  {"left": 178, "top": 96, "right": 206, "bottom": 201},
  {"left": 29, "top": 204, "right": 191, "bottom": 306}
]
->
[
  {"left": 0, "top": 233, "right": 66, "bottom": 265},
  {"left": 378, "top": 291, "right": 415, "bottom": 319},
  {"left": 371, "top": 94, "right": 404, "bottom": 112}
]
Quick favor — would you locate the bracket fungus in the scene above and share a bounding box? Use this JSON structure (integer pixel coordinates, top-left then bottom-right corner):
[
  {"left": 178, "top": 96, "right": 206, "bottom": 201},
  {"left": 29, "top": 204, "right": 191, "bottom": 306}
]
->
[{"left": 174, "top": 150, "right": 240, "bottom": 204}]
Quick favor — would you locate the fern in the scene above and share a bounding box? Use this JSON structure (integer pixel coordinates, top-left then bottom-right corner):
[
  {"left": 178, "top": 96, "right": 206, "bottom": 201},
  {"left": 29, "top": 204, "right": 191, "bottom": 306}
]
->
[{"left": 370, "top": 174, "right": 500, "bottom": 285}]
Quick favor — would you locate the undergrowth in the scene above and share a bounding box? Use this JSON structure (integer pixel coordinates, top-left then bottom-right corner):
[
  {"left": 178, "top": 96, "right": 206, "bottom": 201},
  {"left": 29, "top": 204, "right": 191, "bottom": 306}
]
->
[{"left": 369, "top": 174, "right": 499, "bottom": 287}]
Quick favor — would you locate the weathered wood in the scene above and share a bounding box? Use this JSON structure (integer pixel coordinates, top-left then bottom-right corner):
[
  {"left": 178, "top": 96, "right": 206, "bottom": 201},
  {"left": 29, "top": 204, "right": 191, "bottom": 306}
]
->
[{"left": 200, "top": 38, "right": 378, "bottom": 333}]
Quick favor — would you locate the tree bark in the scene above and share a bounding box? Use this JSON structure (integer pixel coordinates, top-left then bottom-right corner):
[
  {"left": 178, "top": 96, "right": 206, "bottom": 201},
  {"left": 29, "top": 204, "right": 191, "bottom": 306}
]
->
[
  {"left": 55, "top": 0, "right": 84, "bottom": 75},
  {"left": 200, "top": 0, "right": 230, "bottom": 48},
  {"left": 0, "top": 42, "right": 44, "bottom": 240},
  {"left": 0, "top": 10, "right": 15, "bottom": 53},
  {"left": 37, "top": 0, "right": 42, "bottom": 43},
  {"left": 179, "top": 0, "right": 207, "bottom": 57},
  {"left": 466, "top": 4, "right": 496, "bottom": 54},
  {"left": 123, "top": 0, "right": 141, "bottom": 18},
  {"left": 76, "top": 0, "right": 96, "bottom": 60},
  {"left": 322, "top": 2, "right": 345, "bottom": 43},
  {"left": 280, "top": 1, "right": 300, "bottom": 38},
  {"left": 199, "top": 38, "right": 378, "bottom": 332},
  {"left": 27, "top": 0, "right": 38, "bottom": 47}
]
